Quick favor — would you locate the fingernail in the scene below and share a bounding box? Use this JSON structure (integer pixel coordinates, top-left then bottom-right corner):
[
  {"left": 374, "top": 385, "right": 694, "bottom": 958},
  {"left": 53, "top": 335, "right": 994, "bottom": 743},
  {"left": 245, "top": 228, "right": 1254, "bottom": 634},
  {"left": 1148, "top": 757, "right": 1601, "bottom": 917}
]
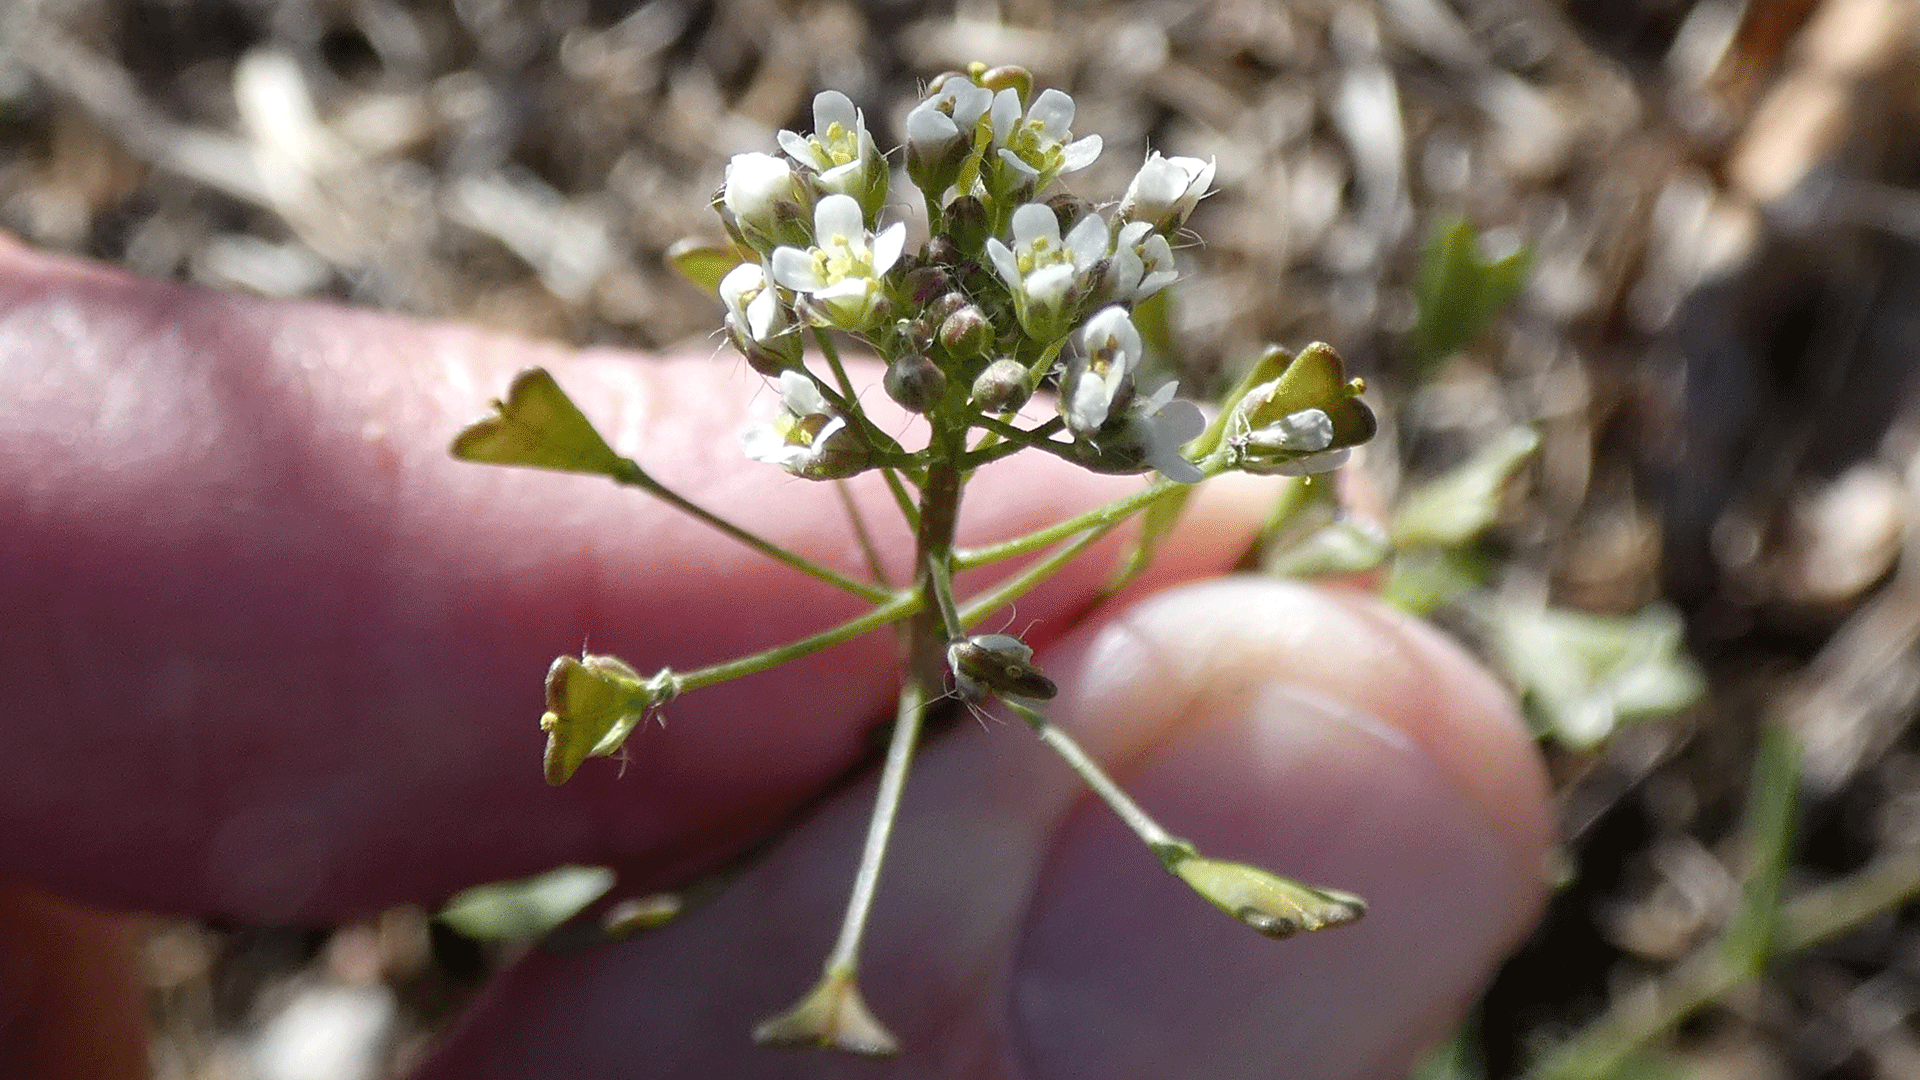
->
[{"left": 1012, "top": 684, "right": 1527, "bottom": 1080}]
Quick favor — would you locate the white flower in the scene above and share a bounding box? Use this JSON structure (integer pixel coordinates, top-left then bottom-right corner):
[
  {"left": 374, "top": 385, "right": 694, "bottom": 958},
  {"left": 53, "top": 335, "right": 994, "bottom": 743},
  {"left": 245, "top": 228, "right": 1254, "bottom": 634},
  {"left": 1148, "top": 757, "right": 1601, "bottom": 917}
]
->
[
  {"left": 1061, "top": 305, "right": 1144, "bottom": 436},
  {"left": 718, "top": 261, "right": 798, "bottom": 372},
  {"left": 722, "top": 152, "right": 806, "bottom": 252},
  {"left": 982, "top": 202, "right": 1109, "bottom": 340},
  {"left": 989, "top": 88, "right": 1102, "bottom": 188},
  {"left": 741, "top": 370, "right": 870, "bottom": 479},
  {"left": 1119, "top": 152, "right": 1216, "bottom": 233},
  {"left": 777, "top": 91, "right": 887, "bottom": 222},
  {"left": 905, "top": 74, "right": 994, "bottom": 196},
  {"left": 1108, "top": 221, "right": 1179, "bottom": 303},
  {"left": 1125, "top": 382, "right": 1206, "bottom": 484},
  {"left": 768, "top": 194, "right": 906, "bottom": 332}
]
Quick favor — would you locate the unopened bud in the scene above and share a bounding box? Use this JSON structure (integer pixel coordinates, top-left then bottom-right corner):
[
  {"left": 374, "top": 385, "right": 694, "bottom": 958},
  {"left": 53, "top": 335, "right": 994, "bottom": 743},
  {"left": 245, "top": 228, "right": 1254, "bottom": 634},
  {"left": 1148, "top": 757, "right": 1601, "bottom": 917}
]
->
[
  {"left": 938, "top": 304, "right": 993, "bottom": 358},
  {"left": 1046, "top": 192, "right": 1098, "bottom": 234},
  {"left": 977, "top": 64, "right": 1032, "bottom": 102},
  {"left": 884, "top": 353, "right": 947, "bottom": 413},
  {"left": 901, "top": 264, "right": 951, "bottom": 305},
  {"left": 942, "top": 195, "right": 990, "bottom": 255},
  {"left": 970, "top": 358, "right": 1031, "bottom": 412}
]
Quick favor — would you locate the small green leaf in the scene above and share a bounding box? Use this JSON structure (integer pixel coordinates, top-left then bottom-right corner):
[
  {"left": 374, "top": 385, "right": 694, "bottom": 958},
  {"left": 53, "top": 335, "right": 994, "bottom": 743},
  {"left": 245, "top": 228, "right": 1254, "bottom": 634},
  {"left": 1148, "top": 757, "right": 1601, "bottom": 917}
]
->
[
  {"left": 1388, "top": 427, "right": 1541, "bottom": 549},
  {"left": 665, "top": 238, "right": 749, "bottom": 297},
  {"left": 1406, "top": 217, "right": 1531, "bottom": 375},
  {"left": 450, "top": 367, "right": 630, "bottom": 479},
  {"left": 438, "top": 864, "right": 615, "bottom": 942},
  {"left": 1380, "top": 547, "right": 1489, "bottom": 615},
  {"left": 1482, "top": 600, "right": 1705, "bottom": 749},
  {"left": 1264, "top": 513, "right": 1391, "bottom": 579}
]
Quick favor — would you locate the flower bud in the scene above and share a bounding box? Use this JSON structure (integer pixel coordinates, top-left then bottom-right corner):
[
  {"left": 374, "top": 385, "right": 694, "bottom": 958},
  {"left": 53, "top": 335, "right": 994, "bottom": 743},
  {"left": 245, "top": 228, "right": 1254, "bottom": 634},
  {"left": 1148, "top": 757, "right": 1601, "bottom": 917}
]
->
[
  {"left": 721, "top": 152, "right": 809, "bottom": 253},
  {"left": 977, "top": 64, "right": 1032, "bottom": 102},
  {"left": 1046, "top": 192, "right": 1098, "bottom": 233},
  {"left": 1118, "top": 151, "right": 1217, "bottom": 234},
  {"left": 970, "top": 357, "right": 1031, "bottom": 412},
  {"left": 884, "top": 353, "right": 947, "bottom": 413},
  {"left": 901, "top": 264, "right": 952, "bottom": 304},
  {"left": 923, "top": 290, "right": 970, "bottom": 327},
  {"left": 937, "top": 303, "right": 993, "bottom": 358},
  {"left": 942, "top": 195, "right": 991, "bottom": 255},
  {"left": 923, "top": 234, "right": 962, "bottom": 267}
]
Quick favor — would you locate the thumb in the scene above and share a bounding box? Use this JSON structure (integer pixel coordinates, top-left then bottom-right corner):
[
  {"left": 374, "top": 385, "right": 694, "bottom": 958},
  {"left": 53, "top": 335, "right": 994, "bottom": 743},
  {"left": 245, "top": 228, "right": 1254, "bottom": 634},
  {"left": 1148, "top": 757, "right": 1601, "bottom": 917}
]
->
[{"left": 416, "top": 579, "right": 1552, "bottom": 1079}]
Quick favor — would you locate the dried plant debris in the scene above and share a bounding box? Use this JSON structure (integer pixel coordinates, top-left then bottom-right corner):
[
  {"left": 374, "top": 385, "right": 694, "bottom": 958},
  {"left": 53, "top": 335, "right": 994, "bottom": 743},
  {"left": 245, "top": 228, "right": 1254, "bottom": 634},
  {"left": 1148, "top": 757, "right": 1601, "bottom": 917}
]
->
[{"left": 7, "top": 0, "right": 1920, "bottom": 1076}]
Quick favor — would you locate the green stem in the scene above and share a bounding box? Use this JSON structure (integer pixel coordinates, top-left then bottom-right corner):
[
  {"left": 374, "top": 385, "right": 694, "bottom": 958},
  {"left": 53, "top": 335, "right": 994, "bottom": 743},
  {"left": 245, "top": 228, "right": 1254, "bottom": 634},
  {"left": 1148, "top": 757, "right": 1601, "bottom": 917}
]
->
[
  {"left": 835, "top": 480, "right": 892, "bottom": 591},
  {"left": 809, "top": 329, "right": 921, "bottom": 523},
  {"left": 1006, "top": 700, "right": 1178, "bottom": 851},
  {"left": 952, "top": 460, "right": 1226, "bottom": 570},
  {"left": 957, "top": 522, "right": 1110, "bottom": 629},
  {"left": 822, "top": 678, "right": 930, "bottom": 975},
  {"left": 673, "top": 589, "right": 921, "bottom": 694},
  {"left": 614, "top": 461, "right": 892, "bottom": 604},
  {"left": 820, "top": 456, "right": 964, "bottom": 977}
]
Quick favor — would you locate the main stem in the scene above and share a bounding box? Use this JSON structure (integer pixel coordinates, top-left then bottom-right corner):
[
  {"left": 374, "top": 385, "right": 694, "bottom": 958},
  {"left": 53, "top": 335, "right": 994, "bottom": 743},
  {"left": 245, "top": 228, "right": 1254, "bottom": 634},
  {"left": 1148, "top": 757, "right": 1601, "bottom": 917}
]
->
[{"left": 821, "top": 458, "right": 963, "bottom": 976}]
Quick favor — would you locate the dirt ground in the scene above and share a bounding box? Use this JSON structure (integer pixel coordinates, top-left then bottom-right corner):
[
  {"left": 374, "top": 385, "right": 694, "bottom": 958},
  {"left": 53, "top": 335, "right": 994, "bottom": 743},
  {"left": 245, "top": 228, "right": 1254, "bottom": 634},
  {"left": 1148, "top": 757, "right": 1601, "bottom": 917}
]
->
[{"left": 7, "top": 0, "right": 1920, "bottom": 1077}]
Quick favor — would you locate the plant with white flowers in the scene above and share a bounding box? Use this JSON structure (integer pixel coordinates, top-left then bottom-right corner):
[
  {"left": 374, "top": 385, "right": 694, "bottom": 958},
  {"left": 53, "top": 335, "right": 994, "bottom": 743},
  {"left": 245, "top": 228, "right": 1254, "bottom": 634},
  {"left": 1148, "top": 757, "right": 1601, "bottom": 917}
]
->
[{"left": 452, "top": 64, "right": 1377, "bottom": 1057}]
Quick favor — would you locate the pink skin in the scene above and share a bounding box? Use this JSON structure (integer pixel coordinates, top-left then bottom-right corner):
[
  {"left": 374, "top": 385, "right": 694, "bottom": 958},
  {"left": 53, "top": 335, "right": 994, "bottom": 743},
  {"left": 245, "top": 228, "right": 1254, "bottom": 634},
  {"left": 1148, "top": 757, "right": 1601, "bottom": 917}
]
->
[{"left": 0, "top": 235, "right": 1552, "bottom": 1078}]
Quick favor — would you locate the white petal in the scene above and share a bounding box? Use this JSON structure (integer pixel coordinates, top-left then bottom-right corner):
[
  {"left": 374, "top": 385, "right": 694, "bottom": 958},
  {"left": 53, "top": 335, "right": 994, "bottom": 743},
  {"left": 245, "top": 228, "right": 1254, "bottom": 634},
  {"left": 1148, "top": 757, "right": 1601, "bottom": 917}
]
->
[
  {"left": 1064, "top": 212, "right": 1111, "bottom": 269},
  {"left": 741, "top": 422, "right": 800, "bottom": 466},
  {"left": 997, "top": 147, "right": 1039, "bottom": 178},
  {"left": 1067, "top": 363, "right": 1114, "bottom": 433},
  {"left": 1026, "top": 89, "right": 1076, "bottom": 139},
  {"left": 870, "top": 221, "right": 907, "bottom": 274},
  {"left": 984, "top": 238, "right": 1019, "bottom": 289},
  {"left": 813, "top": 90, "right": 858, "bottom": 135},
  {"left": 769, "top": 246, "right": 822, "bottom": 291},
  {"left": 989, "top": 88, "right": 1021, "bottom": 144},
  {"left": 816, "top": 159, "right": 864, "bottom": 196},
  {"left": 718, "top": 261, "right": 763, "bottom": 313},
  {"left": 1022, "top": 262, "right": 1077, "bottom": 310},
  {"left": 723, "top": 153, "right": 794, "bottom": 221},
  {"left": 1059, "top": 135, "right": 1102, "bottom": 173},
  {"left": 778, "top": 370, "right": 830, "bottom": 416},
  {"left": 1156, "top": 397, "right": 1206, "bottom": 443},
  {"left": 906, "top": 101, "right": 960, "bottom": 147},
  {"left": 1009, "top": 202, "right": 1061, "bottom": 249},
  {"left": 813, "top": 194, "right": 865, "bottom": 243},
  {"left": 744, "top": 285, "right": 783, "bottom": 341},
  {"left": 776, "top": 129, "right": 819, "bottom": 168}
]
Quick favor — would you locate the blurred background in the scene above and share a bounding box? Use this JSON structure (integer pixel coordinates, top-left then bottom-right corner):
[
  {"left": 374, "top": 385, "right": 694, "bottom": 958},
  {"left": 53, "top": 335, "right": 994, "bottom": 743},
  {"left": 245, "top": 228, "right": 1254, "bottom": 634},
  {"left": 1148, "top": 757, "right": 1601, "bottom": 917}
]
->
[{"left": 5, "top": 0, "right": 1920, "bottom": 1076}]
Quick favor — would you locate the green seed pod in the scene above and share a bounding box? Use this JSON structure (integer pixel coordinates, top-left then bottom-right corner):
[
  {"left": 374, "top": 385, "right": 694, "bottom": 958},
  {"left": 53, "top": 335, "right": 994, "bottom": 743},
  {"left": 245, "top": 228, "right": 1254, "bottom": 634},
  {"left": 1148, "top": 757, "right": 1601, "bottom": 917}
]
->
[{"left": 947, "top": 634, "right": 1057, "bottom": 702}]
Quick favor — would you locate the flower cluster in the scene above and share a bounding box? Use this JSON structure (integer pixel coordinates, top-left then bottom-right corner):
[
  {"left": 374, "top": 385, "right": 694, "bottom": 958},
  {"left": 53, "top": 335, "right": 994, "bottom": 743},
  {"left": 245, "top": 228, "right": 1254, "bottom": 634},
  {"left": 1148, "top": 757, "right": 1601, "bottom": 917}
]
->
[
  {"left": 457, "top": 65, "right": 1385, "bottom": 1060},
  {"left": 711, "top": 66, "right": 1228, "bottom": 485}
]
